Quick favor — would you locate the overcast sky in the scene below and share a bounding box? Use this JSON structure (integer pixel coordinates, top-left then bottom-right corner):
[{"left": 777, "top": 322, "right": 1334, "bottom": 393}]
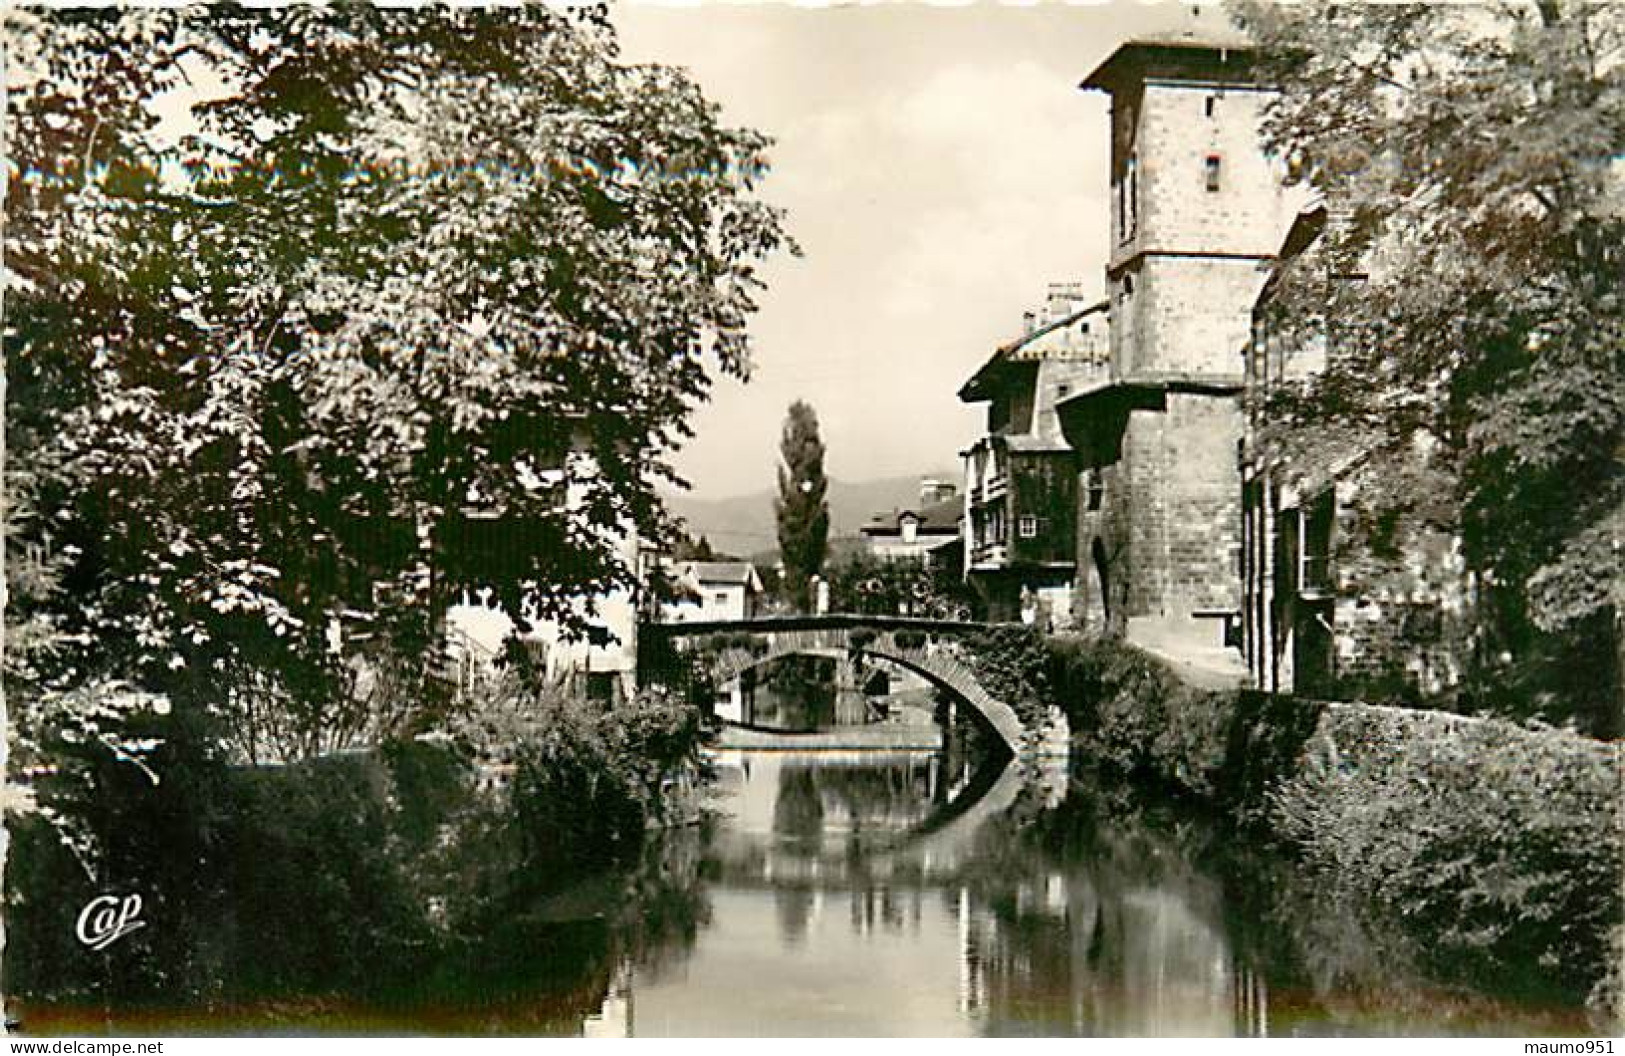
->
[{"left": 614, "top": 0, "right": 1230, "bottom": 500}]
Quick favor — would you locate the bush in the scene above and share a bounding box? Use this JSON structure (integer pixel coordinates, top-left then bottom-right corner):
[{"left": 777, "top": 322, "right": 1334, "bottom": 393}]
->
[
  {"left": 893, "top": 628, "right": 927, "bottom": 650},
  {"left": 1042, "top": 634, "right": 1622, "bottom": 1011},
  {"left": 1272, "top": 705, "right": 1623, "bottom": 1003},
  {"left": 7, "top": 682, "right": 711, "bottom": 1023},
  {"left": 960, "top": 626, "right": 1051, "bottom": 730}
]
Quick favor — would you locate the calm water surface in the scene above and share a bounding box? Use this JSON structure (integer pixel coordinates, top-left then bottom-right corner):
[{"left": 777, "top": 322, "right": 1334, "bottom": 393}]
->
[{"left": 581, "top": 747, "right": 1592, "bottom": 1038}]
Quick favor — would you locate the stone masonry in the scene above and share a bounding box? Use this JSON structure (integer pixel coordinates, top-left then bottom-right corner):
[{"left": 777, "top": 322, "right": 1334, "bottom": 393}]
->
[{"left": 1060, "top": 38, "right": 1301, "bottom": 659}]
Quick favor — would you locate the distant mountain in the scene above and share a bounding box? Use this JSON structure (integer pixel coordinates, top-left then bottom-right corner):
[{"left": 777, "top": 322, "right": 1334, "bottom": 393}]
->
[{"left": 662, "top": 472, "right": 959, "bottom": 559}]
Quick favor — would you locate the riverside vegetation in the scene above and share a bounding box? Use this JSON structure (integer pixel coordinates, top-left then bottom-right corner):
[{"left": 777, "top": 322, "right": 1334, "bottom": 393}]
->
[
  {"left": 960, "top": 628, "right": 1622, "bottom": 1028},
  {"left": 5, "top": 682, "right": 711, "bottom": 1032}
]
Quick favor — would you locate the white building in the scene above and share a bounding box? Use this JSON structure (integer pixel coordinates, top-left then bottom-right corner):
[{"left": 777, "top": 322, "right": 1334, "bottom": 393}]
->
[{"left": 660, "top": 560, "right": 764, "bottom": 623}]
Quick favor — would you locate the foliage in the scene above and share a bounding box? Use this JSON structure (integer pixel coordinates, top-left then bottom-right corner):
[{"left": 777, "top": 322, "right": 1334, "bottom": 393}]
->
[
  {"left": 1041, "top": 635, "right": 1620, "bottom": 1010},
  {"left": 1233, "top": 0, "right": 1625, "bottom": 731},
  {"left": 959, "top": 625, "right": 1051, "bottom": 730},
  {"left": 4, "top": 3, "right": 791, "bottom": 795},
  {"left": 1271, "top": 706, "right": 1623, "bottom": 1007},
  {"left": 1044, "top": 635, "right": 1251, "bottom": 799},
  {"left": 893, "top": 628, "right": 927, "bottom": 651},
  {"left": 773, "top": 400, "right": 830, "bottom": 611},
  {"left": 7, "top": 679, "right": 711, "bottom": 1023},
  {"left": 823, "top": 549, "right": 975, "bottom": 619}
]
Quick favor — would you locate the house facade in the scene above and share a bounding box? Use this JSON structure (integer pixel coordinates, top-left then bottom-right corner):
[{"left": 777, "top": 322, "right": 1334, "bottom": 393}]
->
[
  {"left": 1057, "top": 38, "right": 1301, "bottom": 655},
  {"left": 1240, "top": 208, "right": 1473, "bottom": 699},
  {"left": 959, "top": 284, "right": 1110, "bottom": 627},
  {"left": 660, "top": 560, "right": 764, "bottom": 623}
]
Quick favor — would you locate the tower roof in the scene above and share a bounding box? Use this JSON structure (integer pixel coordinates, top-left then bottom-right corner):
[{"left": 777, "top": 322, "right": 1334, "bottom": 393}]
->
[{"left": 1081, "top": 35, "right": 1259, "bottom": 94}]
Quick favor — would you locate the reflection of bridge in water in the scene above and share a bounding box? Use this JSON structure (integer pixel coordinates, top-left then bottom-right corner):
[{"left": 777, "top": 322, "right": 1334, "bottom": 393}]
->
[
  {"left": 587, "top": 745, "right": 1271, "bottom": 1038},
  {"left": 644, "top": 616, "right": 1070, "bottom": 756},
  {"left": 703, "top": 750, "right": 1039, "bottom": 889}
]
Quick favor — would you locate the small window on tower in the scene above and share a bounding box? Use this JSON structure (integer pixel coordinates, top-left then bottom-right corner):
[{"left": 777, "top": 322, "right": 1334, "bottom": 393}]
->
[
  {"left": 1057, "top": 383, "right": 1071, "bottom": 399},
  {"left": 1205, "top": 95, "right": 1218, "bottom": 118},
  {"left": 1205, "top": 154, "right": 1222, "bottom": 192},
  {"left": 1019, "top": 515, "right": 1038, "bottom": 539}
]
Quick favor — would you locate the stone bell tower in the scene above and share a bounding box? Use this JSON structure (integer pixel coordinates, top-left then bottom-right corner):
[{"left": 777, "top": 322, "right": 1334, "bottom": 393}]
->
[{"left": 1059, "top": 35, "right": 1298, "bottom": 652}]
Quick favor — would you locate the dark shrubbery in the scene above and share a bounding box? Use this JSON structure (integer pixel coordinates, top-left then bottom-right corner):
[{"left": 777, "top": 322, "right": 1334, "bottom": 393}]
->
[
  {"left": 959, "top": 626, "right": 1052, "bottom": 730},
  {"left": 6, "top": 686, "right": 711, "bottom": 1028},
  {"left": 892, "top": 629, "right": 927, "bottom": 651},
  {"left": 1041, "top": 633, "right": 1623, "bottom": 1018},
  {"left": 1044, "top": 635, "right": 1324, "bottom": 807},
  {"left": 1272, "top": 706, "right": 1624, "bottom": 1013}
]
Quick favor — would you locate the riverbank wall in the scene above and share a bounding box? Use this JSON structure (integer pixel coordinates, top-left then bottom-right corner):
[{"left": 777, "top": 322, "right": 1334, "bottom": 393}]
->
[{"left": 1043, "top": 634, "right": 1624, "bottom": 1026}]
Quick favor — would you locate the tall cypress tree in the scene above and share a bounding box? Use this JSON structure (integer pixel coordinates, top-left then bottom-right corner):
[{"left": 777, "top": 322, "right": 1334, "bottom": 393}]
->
[{"left": 775, "top": 401, "right": 830, "bottom": 612}]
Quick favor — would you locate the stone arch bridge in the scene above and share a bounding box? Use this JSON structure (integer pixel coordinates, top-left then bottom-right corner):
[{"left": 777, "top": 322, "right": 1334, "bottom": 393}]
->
[{"left": 641, "top": 615, "right": 1065, "bottom": 756}]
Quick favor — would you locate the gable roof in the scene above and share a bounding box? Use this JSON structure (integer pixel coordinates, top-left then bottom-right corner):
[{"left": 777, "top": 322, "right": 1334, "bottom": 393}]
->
[
  {"left": 681, "top": 561, "right": 762, "bottom": 591},
  {"left": 860, "top": 495, "right": 963, "bottom": 538}
]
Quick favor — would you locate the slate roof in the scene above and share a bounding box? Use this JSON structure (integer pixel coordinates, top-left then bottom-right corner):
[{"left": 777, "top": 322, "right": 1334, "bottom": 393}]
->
[
  {"left": 861, "top": 495, "right": 963, "bottom": 537},
  {"left": 958, "top": 299, "right": 1110, "bottom": 404}
]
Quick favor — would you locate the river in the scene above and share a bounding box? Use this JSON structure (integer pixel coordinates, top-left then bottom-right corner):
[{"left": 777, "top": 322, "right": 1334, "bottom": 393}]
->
[{"left": 576, "top": 745, "right": 1594, "bottom": 1038}]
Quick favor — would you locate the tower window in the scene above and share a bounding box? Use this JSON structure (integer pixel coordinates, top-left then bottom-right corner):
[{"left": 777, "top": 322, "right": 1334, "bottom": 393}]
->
[
  {"left": 1119, "top": 153, "right": 1139, "bottom": 243},
  {"left": 1057, "top": 383, "right": 1071, "bottom": 399},
  {"left": 1205, "top": 95, "right": 1218, "bottom": 118},
  {"left": 1205, "top": 154, "right": 1222, "bottom": 192},
  {"left": 1019, "top": 515, "right": 1038, "bottom": 539}
]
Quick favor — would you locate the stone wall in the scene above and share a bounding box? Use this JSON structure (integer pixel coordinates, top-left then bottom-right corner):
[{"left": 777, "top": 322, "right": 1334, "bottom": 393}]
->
[
  {"left": 1133, "top": 85, "right": 1294, "bottom": 260},
  {"left": 1109, "top": 393, "right": 1242, "bottom": 620},
  {"left": 1128, "top": 255, "right": 1265, "bottom": 377}
]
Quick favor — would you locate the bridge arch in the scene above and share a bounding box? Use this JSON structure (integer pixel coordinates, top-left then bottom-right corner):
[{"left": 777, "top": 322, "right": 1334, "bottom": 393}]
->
[{"left": 648, "top": 617, "right": 1030, "bottom": 753}]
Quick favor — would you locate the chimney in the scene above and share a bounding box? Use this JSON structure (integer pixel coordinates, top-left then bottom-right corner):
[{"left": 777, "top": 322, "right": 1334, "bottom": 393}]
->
[
  {"left": 920, "top": 478, "right": 957, "bottom": 506},
  {"left": 1046, "top": 282, "right": 1085, "bottom": 322}
]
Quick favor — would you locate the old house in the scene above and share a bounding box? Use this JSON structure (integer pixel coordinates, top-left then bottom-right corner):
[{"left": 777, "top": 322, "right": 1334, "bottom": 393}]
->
[
  {"left": 661, "top": 560, "right": 765, "bottom": 624},
  {"left": 1056, "top": 36, "right": 1301, "bottom": 664},
  {"left": 1240, "top": 207, "right": 1473, "bottom": 699},
  {"left": 859, "top": 479, "right": 962, "bottom": 564},
  {"left": 959, "top": 284, "right": 1110, "bottom": 627}
]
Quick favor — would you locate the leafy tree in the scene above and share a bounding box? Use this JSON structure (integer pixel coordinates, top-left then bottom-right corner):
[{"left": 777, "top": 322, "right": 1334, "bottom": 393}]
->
[
  {"left": 773, "top": 400, "right": 829, "bottom": 611},
  {"left": 1235, "top": 1, "right": 1625, "bottom": 733},
  {"left": 824, "top": 550, "right": 974, "bottom": 619},
  {"left": 5, "top": 4, "right": 789, "bottom": 811}
]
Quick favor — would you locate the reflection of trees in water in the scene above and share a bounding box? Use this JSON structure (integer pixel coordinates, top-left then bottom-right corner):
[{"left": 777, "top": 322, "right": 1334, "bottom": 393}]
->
[
  {"left": 944, "top": 781, "right": 1594, "bottom": 1037},
  {"left": 947, "top": 784, "right": 1248, "bottom": 1037},
  {"left": 776, "top": 887, "right": 817, "bottom": 945},
  {"left": 754, "top": 655, "right": 837, "bottom": 729},
  {"left": 773, "top": 766, "right": 827, "bottom": 840},
  {"left": 770, "top": 758, "right": 938, "bottom": 850}
]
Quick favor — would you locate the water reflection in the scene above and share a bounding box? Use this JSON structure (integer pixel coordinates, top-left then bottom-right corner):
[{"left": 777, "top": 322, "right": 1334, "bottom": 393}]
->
[
  {"left": 587, "top": 748, "right": 1592, "bottom": 1038},
  {"left": 587, "top": 748, "right": 1246, "bottom": 1037},
  {"left": 15, "top": 741, "right": 1589, "bottom": 1036}
]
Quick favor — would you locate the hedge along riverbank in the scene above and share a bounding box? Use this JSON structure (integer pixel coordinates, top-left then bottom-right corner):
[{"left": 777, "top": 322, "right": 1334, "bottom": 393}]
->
[
  {"left": 6, "top": 686, "right": 712, "bottom": 1028},
  {"left": 1041, "top": 634, "right": 1624, "bottom": 1022}
]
